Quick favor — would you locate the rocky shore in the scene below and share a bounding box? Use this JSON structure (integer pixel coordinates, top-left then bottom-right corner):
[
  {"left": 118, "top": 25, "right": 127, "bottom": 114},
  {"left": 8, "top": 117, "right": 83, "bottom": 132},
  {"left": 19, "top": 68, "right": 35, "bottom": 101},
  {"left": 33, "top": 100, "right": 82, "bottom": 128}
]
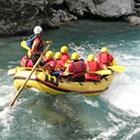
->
[{"left": 0, "top": 0, "right": 140, "bottom": 36}]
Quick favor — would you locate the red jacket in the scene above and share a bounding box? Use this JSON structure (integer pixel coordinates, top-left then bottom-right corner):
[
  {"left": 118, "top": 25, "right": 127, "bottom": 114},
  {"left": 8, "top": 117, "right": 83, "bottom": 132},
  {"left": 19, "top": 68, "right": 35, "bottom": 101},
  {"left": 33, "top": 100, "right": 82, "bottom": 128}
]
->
[
  {"left": 85, "top": 61, "right": 104, "bottom": 81},
  {"left": 55, "top": 59, "right": 65, "bottom": 71},
  {"left": 61, "top": 53, "right": 70, "bottom": 64},
  {"left": 31, "top": 37, "right": 44, "bottom": 55},
  {"left": 43, "top": 57, "right": 57, "bottom": 70},
  {"left": 68, "top": 60, "right": 87, "bottom": 78},
  {"left": 20, "top": 56, "right": 34, "bottom": 67},
  {"left": 97, "top": 52, "right": 114, "bottom": 66}
]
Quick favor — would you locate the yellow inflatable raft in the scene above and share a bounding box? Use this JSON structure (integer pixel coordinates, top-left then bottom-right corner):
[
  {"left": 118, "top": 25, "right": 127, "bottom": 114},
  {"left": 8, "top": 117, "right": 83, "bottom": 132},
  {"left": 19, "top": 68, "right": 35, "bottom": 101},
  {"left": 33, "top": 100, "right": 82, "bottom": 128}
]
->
[{"left": 13, "top": 67, "right": 114, "bottom": 96}]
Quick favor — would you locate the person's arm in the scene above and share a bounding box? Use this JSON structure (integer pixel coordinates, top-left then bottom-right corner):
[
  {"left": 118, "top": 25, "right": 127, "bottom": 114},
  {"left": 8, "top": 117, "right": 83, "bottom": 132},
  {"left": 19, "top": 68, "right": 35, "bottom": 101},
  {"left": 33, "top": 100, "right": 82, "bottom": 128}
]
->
[
  {"left": 41, "top": 41, "right": 52, "bottom": 55},
  {"left": 96, "top": 54, "right": 99, "bottom": 62},
  {"left": 109, "top": 54, "right": 117, "bottom": 66},
  {"left": 63, "top": 66, "right": 70, "bottom": 75},
  {"left": 43, "top": 40, "right": 52, "bottom": 45},
  {"left": 103, "top": 64, "right": 107, "bottom": 70},
  {"left": 85, "top": 63, "right": 89, "bottom": 73},
  {"left": 112, "top": 59, "right": 117, "bottom": 66},
  {"left": 60, "top": 65, "right": 71, "bottom": 76}
]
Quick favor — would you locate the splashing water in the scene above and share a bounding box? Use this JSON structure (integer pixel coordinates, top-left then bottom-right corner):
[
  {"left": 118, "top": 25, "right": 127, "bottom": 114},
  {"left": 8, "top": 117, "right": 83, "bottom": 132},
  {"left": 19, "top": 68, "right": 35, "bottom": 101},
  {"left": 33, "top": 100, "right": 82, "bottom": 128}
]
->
[{"left": 0, "top": 20, "right": 140, "bottom": 139}]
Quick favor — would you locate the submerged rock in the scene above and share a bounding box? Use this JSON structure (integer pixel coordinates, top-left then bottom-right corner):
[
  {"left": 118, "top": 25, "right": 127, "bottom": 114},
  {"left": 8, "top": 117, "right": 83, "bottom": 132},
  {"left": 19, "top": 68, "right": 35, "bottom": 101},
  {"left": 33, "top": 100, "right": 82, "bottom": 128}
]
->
[{"left": 21, "top": 93, "right": 93, "bottom": 139}]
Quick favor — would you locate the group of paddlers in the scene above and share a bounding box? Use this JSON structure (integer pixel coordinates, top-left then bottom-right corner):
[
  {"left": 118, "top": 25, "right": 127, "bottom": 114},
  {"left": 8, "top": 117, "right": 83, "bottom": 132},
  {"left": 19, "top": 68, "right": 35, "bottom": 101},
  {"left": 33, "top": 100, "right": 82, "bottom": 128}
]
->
[{"left": 20, "top": 26, "right": 117, "bottom": 82}]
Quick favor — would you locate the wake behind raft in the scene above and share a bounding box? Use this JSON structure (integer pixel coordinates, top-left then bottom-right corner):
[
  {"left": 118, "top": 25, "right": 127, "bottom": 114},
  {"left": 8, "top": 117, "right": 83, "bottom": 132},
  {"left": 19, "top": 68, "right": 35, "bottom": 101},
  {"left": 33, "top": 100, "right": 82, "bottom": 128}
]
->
[{"left": 12, "top": 67, "right": 115, "bottom": 96}]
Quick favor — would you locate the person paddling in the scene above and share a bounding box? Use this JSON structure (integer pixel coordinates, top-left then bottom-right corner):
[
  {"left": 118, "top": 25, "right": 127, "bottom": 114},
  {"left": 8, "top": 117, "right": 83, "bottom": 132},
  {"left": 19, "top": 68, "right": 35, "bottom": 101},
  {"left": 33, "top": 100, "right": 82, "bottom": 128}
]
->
[
  {"left": 51, "top": 52, "right": 65, "bottom": 78},
  {"left": 29, "top": 26, "right": 52, "bottom": 66},
  {"left": 61, "top": 52, "right": 87, "bottom": 82},
  {"left": 20, "top": 50, "right": 34, "bottom": 67},
  {"left": 97, "top": 47, "right": 117, "bottom": 66},
  {"left": 60, "top": 46, "right": 71, "bottom": 64},
  {"left": 96, "top": 47, "right": 117, "bottom": 67},
  {"left": 43, "top": 50, "right": 56, "bottom": 73},
  {"left": 54, "top": 52, "right": 65, "bottom": 71},
  {"left": 85, "top": 54, "right": 106, "bottom": 82}
]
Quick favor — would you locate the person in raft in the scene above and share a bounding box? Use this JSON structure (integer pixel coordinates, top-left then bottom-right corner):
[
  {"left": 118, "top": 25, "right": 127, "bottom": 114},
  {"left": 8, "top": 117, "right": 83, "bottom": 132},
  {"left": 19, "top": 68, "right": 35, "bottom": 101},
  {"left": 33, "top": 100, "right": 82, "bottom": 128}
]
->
[
  {"left": 85, "top": 54, "right": 106, "bottom": 82},
  {"left": 60, "top": 45, "right": 71, "bottom": 65},
  {"left": 29, "top": 26, "right": 52, "bottom": 66},
  {"left": 61, "top": 52, "right": 87, "bottom": 82},
  {"left": 43, "top": 50, "right": 56, "bottom": 73},
  {"left": 51, "top": 52, "right": 65, "bottom": 78},
  {"left": 54, "top": 52, "right": 65, "bottom": 71},
  {"left": 96, "top": 47, "right": 117, "bottom": 67},
  {"left": 20, "top": 50, "right": 34, "bottom": 67}
]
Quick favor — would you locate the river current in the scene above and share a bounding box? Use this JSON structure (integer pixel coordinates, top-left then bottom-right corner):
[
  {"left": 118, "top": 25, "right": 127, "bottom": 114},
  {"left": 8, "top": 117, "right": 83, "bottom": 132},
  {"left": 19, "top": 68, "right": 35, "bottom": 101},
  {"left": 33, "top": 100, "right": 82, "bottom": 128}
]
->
[{"left": 0, "top": 20, "right": 140, "bottom": 140}]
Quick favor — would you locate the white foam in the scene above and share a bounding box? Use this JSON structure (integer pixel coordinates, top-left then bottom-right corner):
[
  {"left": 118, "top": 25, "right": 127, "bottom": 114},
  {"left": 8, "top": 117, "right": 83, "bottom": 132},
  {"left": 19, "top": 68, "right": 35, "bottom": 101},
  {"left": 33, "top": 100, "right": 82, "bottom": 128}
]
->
[
  {"left": 68, "top": 42, "right": 140, "bottom": 116},
  {"left": 0, "top": 85, "right": 15, "bottom": 106},
  {"left": 101, "top": 73, "right": 140, "bottom": 116},
  {"left": 84, "top": 98, "right": 99, "bottom": 107},
  {"left": 92, "top": 116, "right": 126, "bottom": 140},
  {"left": 125, "top": 128, "right": 140, "bottom": 140},
  {"left": 0, "top": 107, "right": 14, "bottom": 139}
]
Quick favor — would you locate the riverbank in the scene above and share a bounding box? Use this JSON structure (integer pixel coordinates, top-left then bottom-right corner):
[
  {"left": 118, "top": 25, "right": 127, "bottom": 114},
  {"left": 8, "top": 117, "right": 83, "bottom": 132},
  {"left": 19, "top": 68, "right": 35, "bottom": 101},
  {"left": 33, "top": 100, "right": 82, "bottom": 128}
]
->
[{"left": 1, "top": 0, "right": 140, "bottom": 37}]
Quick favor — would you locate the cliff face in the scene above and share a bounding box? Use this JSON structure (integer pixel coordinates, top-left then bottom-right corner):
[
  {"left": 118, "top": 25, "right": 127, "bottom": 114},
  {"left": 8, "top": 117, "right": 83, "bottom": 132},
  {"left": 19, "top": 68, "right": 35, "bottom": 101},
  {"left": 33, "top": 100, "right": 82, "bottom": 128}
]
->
[{"left": 0, "top": 0, "right": 136, "bottom": 36}]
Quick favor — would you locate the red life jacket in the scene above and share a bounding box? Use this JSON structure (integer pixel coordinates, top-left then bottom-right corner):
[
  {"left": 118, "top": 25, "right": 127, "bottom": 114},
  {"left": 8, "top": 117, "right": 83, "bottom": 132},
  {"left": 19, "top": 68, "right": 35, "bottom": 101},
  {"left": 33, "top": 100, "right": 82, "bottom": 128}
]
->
[
  {"left": 43, "top": 57, "right": 56, "bottom": 70},
  {"left": 97, "top": 53, "right": 112, "bottom": 66},
  {"left": 70, "top": 61, "right": 86, "bottom": 78},
  {"left": 20, "top": 56, "right": 34, "bottom": 67},
  {"left": 61, "top": 53, "right": 70, "bottom": 64},
  {"left": 30, "top": 36, "right": 44, "bottom": 55},
  {"left": 55, "top": 59, "right": 65, "bottom": 71},
  {"left": 85, "top": 61, "right": 101, "bottom": 81}
]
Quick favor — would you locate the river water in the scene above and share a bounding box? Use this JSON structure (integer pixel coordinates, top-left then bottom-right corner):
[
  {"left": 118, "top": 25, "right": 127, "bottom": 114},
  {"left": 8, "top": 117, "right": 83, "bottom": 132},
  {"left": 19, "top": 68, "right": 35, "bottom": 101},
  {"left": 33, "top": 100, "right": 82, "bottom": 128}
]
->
[{"left": 0, "top": 20, "right": 140, "bottom": 140}]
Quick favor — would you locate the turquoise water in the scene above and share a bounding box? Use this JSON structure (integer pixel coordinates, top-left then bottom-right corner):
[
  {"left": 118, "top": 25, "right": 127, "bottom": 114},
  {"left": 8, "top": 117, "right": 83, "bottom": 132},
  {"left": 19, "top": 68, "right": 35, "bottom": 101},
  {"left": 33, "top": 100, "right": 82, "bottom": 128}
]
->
[{"left": 0, "top": 20, "right": 140, "bottom": 140}]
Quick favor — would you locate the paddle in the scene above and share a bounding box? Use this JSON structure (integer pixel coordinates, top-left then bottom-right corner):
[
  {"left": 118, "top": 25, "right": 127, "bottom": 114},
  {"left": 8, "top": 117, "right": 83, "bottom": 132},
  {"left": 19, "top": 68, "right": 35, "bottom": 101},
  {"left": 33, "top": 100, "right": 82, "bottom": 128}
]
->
[
  {"left": 8, "top": 68, "right": 17, "bottom": 75},
  {"left": 21, "top": 40, "right": 52, "bottom": 51},
  {"left": 21, "top": 40, "right": 30, "bottom": 51},
  {"left": 9, "top": 44, "right": 50, "bottom": 107},
  {"left": 66, "top": 69, "right": 111, "bottom": 76},
  {"left": 90, "top": 70, "right": 111, "bottom": 75},
  {"left": 108, "top": 65, "right": 125, "bottom": 72},
  {"left": 8, "top": 67, "right": 32, "bottom": 75}
]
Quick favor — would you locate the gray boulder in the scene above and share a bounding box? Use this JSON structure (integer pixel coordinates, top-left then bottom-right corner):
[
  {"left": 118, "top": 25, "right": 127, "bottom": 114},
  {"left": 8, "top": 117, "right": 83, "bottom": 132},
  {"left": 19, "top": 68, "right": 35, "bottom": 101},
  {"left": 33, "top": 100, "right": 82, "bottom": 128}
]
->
[
  {"left": 66, "top": 0, "right": 134, "bottom": 18},
  {"left": 126, "top": 15, "right": 140, "bottom": 25},
  {"left": 0, "top": 0, "right": 136, "bottom": 36}
]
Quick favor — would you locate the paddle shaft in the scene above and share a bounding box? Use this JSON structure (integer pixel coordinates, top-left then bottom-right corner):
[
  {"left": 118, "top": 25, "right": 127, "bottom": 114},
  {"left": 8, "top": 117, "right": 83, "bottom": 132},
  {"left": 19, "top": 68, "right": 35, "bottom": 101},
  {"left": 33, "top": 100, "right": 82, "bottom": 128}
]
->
[
  {"left": 9, "top": 44, "right": 50, "bottom": 107},
  {"left": 68, "top": 70, "right": 111, "bottom": 75}
]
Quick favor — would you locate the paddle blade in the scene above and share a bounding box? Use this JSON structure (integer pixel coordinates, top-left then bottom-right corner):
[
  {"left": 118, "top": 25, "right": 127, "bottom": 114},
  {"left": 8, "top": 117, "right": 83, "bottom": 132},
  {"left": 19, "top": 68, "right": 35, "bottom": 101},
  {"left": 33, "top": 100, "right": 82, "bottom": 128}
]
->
[
  {"left": 90, "top": 70, "right": 112, "bottom": 75},
  {"left": 108, "top": 65, "right": 125, "bottom": 72},
  {"left": 7, "top": 68, "right": 16, "bottom": 75},
  {"left": 21, "top": 40, "right": 30, "bottom": 51}
]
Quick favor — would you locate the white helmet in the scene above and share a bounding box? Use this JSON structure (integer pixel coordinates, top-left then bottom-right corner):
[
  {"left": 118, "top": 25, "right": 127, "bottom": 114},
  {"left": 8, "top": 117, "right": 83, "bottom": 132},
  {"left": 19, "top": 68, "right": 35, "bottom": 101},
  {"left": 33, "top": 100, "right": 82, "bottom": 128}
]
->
[{"left": 33, "top": 26, "right": 43, "bottom": 34}]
